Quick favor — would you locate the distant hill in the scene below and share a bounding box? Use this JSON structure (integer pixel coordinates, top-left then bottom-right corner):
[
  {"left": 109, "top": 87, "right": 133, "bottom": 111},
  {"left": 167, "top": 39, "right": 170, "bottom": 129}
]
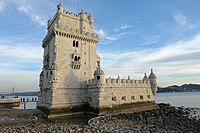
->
[{"left": 158, "top": 84, "right": 200, "bottom": 93}]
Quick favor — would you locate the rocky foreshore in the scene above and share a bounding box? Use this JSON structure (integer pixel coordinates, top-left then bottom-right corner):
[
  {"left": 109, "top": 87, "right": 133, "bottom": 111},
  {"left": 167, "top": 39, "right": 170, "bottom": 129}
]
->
[{"left": 0, "top": 103, "right": 200, "bottom": 133}]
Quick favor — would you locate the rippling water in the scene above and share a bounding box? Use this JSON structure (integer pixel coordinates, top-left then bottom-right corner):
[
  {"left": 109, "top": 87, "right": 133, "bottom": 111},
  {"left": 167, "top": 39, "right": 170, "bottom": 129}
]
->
[
  {"left": 14, "top": 92, "right": 200, "bottom": 109},
  {"left": 156, "top": 92, "right": 200, "bottom": 108}
]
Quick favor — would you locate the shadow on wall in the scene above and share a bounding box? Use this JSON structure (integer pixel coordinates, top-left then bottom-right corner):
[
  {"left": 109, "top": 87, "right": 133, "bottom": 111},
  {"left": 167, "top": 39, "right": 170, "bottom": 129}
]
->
[{"left": 63, "top": 68, "right": 88, "bottom": 104}]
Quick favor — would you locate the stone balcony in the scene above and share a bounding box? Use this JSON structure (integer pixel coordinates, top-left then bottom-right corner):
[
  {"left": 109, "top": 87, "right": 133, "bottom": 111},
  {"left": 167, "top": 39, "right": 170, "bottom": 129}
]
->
[{"left": 72, "top": 61, "right": 81, "bottom": 69}]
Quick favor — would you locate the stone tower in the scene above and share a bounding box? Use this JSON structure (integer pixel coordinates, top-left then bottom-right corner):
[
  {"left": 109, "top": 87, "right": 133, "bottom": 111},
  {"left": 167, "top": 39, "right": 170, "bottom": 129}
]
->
[
  {"left": 38, "top": 2, "right": 158, "bottom": 117},
  {"left": 37, "top": 2, "right": 99, "bottom": 116},
  {"left": 93, "top": 63, "right": 105, "bottom": 86},
  {"left": 148, "top": 69, "right": 158, "bottom": 95}
]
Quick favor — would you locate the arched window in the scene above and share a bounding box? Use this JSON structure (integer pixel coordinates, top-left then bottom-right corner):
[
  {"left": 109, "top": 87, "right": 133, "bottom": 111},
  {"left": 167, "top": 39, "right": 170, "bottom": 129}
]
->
[
  {"left": 78, "top": 57, "right": 80, "bottom": 61},
  {"left": 74, "top": 56, "right": 78, "bottom": 61},
  {"left": 73, "top": 40, "right": 76, "bottom": 47},
  {"left": 73, "top": 41, "right": 79, "bottom": 47}
]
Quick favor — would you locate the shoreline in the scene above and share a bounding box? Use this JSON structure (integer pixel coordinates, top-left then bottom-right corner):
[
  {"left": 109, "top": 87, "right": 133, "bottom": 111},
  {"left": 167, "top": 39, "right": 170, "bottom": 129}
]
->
[{"left": 0, "top": 103, "right": 200, "bottom": 132}]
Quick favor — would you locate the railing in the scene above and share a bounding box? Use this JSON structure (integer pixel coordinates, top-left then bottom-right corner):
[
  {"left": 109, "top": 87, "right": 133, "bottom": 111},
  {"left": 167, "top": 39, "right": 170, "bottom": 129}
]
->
[{"left": 72, "top": 61, "right": 81, "bottom": 69}]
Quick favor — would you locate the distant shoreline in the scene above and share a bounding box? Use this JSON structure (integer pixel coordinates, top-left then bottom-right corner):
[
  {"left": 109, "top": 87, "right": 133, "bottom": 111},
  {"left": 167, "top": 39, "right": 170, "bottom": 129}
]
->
[
  {"left": 157, "top": 91, "right": 200, "bottom": 93},
  {"left": 158, "top": 84, "right": 200, "bottom": 93}
]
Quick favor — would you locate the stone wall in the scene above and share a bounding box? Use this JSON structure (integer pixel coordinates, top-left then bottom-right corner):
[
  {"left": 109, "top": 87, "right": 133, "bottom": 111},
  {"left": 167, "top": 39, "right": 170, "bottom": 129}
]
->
[{"left": 88, "top": 79, "right": 154, "bottom": 110}]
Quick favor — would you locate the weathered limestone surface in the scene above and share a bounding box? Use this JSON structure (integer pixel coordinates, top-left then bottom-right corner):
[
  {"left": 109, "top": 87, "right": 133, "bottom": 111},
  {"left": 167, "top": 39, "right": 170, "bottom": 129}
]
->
[{"left": 37, "top": 2, "right": 158, "bottom": 117}]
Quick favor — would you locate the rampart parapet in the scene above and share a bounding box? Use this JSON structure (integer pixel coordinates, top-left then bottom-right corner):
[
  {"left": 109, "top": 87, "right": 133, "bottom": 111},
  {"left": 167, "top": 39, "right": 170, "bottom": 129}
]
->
[{"left": 88, "top": 77, "right": 150, "bottom": 88}]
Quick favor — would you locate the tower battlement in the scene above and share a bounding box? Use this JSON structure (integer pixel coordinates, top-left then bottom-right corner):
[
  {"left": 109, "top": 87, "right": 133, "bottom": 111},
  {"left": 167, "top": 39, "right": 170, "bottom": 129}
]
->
[
  {"left": 42, "top": 3, "right": 98, "bottom": 48},
  {"left": 88, "top": 77, "right": 150, "bottom": 88}
]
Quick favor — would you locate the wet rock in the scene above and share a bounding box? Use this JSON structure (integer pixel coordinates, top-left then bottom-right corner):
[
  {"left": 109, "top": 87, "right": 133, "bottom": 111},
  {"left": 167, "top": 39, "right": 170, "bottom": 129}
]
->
[{"left": 0, "top": 103, "right": 199, "bottom": 132}]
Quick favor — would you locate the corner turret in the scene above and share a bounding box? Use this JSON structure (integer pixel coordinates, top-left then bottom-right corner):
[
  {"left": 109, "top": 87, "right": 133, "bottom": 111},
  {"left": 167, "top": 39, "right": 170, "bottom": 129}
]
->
[
  {"left": 148, "top": 68, "right": 157, "bottom": 95},
  {"left": 57, "top": 2, "right": 64, "bottom": 13},
  {"left": 80, "top": 9, "right": 87, "bottom": 20},
  {"left": 94, "top": 62, "right": 105, "bottom": 86},
  {"left": 143, "top": 73, "right": 148, "bottom": 81},
  {"left": 49, "top": 59, "right": 59, "bottom": 87},
  {"left": 88, "top": 13, "right": 94, "bottom": 29}
]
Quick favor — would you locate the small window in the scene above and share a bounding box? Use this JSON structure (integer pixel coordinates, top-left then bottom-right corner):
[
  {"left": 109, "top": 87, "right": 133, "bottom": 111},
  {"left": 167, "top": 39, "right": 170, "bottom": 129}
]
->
[
  {"left": 46, "top": 72, "right": 48, "bottom": 79},
  {"left": 84, "top": 52, "right": 86, "bottom": 55},
  {"left": 84, "top": 62, "right": 86, "bottom": 65},
  {"left": 84, "top": 72, "right": 86, "bottom": 75},
  {"left": 88, "top": 97, "right": 92, "bottom": 102},
  {"left": 76, "top": 41, "right": 78, "bottom": 47},
  {"left": 74, "top": 56, "right": 78, "bottom": 61},
  {"left": 112, "top": 97, "right": 116, "bottom": 101},
  {"left": 131, "top": 96, "right": 135, "bottom": 100},
  {"left": 147, "top": 95, "right": 150, "bottom": 99},
  {"left": 78, "top": 57, "right": 80, "bottom": 61},
  {"left": 73, "top": 40, "right": 76, "bottom": 47},
  {"left": 97, "top": 76, "right": 100, "bottom": 80},
  {"left": 122, "top": 96, "right": 126, "bottom": 101},
  {"left": 140, "top": 95, "right": 143, "bottom": 100},
  {"left": 50, "top": 71, "right": 53, "bottom": 75},
  {"left": 46, "top": 58, "right": 49, "bottom": 63},
  {"left": 97, "top": 61, "right": 99, "bottom": 66}
]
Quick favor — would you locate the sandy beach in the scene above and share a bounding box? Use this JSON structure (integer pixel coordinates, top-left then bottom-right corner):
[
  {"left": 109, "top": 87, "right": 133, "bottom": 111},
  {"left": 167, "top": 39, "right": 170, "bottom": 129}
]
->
[{"left": 0, "top": 103, "right": 200, "bottom": 132}]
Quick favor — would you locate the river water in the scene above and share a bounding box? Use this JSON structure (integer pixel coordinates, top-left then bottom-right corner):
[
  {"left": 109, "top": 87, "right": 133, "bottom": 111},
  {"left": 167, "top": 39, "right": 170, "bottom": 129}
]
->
[
  {"left": 16, "top": 92, "right": 200, "bottom": 109},
  {"left": 156, "top": 92, "right": 200, "bottom": 108}
]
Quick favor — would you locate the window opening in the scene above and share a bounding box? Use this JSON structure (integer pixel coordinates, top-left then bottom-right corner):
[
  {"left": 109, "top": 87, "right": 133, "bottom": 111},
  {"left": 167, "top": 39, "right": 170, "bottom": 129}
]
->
[
  {"left": 73, "top": 40, "right": 76, "bottom": 47},
  {"left": 140, "top": 95, "right": 143, "bottom": 100},
  {"left": 78, "top": 57, "right": 80, "bottom": 61},
  {"left": 131, "top": 96, "right": 135, "bottom": 100},
  {"left": 74, "top": 56, "right": 78, "bottom": 61},
  {"left": 122, "top": 96, "right": 126, "bottom": 101},
  {"left": 112, "top": 97, "right": 116, "bottom": 101}
]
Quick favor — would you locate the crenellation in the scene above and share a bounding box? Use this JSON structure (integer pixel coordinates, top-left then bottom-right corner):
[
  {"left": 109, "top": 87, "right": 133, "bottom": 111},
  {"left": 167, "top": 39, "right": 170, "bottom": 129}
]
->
[{"left": 93, "top": 77, "right": 151, "bottom": 88}]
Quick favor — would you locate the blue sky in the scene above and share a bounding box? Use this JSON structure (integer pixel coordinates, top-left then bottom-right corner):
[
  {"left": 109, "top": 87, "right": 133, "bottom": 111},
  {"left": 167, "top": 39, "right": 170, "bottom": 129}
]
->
[{"left": 0, "top": 0, "right": 200, "bottom": 92}]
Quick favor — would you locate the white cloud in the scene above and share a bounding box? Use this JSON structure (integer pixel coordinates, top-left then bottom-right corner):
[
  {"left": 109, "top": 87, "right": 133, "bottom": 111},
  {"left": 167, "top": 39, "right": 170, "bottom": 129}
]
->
[
  {"left": 174, "top": 13, "right": 187, "bottom": 26},
  {"left": 0, "top": 0, "right": 6, "bottom": 11},
  {"left": 114, "top": 24, "right": 132, "bottom": 32},
  {"left": 0, "top": 44, "right": 42, "bottom": 60},
  {"left": 140, "top": 35, "right": 160, "bottom": 46},
  {"left": 94, "top": 28, "right": 118, "bottom": 44},
  {"left": 18, "top": 5, "right": 46, "bottom": 26},
  {"left": 99, "top": 34, "right": 200, "bottom": 86},
  {"left": 0, "top": 70, "right": 39, "bottom": 92},
  {"left": 141, "top": 34, "right": 200, "bottom": 62},
  {"left": 140, "top": 41, "right": 159, "bottom": 46},
  {"left": 174, "top": 13, "right": 194, "bottom": 29},
  {"left": 120, "top": 24, "right": 132, "bottom": 29},
  {"left": 94, "top": 28, "right": 129, "bottom": 44},
  {"left": 94, "top": 28, "right": 117, "bottom": 41},
  {"left": 0, "top": 43, "right": 42, "bottom": 92}
]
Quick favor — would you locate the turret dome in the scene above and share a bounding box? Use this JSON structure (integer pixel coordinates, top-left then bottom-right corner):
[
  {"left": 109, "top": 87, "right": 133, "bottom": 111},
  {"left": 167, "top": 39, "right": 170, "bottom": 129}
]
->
[
  {"left": 143, "top": 73, "right": 148, "bottom": 80},
  {"left": 94, "top": 67, "right": 105, "bottom": 75},
  {"left": 148, "top": 68, "right": 157, "bottom": 78}
]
